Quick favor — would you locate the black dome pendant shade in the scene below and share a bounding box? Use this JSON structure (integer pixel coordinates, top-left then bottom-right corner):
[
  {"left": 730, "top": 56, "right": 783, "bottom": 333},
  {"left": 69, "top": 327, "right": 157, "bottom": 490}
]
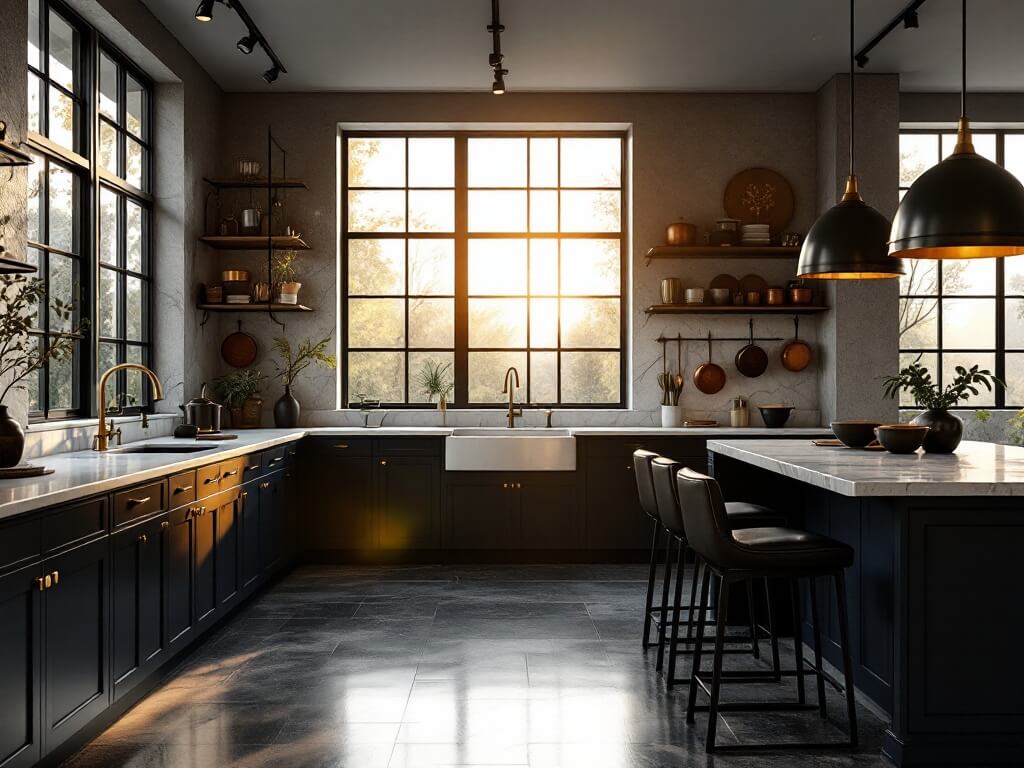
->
[
  {"left": 797, "top": 0, "right": 903, "bottom": 279},
  {"left": 889, "top": 0, "right": 1024, "bottom": 260}
]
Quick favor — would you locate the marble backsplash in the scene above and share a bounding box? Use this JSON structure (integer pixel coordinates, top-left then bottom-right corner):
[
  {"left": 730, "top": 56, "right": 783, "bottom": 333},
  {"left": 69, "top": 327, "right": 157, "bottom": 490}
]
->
[{"left": 24, "top": 415, "right": 179, "bottom": 461}]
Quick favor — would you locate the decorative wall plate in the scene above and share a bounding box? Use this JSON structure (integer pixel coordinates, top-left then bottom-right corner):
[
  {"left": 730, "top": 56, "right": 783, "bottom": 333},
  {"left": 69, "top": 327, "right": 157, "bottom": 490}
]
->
[{"left": 723, "top": 167, "right": 795, "bottom": 234}]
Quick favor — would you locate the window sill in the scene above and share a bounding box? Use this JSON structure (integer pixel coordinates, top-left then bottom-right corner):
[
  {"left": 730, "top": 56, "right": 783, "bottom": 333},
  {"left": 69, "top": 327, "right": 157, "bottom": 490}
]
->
[{"left": 26, "top": 413, "right": 178, "bottom": 433}]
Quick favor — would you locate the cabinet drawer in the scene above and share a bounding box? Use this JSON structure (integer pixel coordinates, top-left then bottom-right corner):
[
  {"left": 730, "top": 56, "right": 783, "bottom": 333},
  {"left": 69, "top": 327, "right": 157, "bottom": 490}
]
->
[
  {"left": 168, "top": 471, "right": 196, "bottom": 507},
  {"left": 311, "top": 437, "right": 372, "bottom": 458},
  {"left": 376, "top": 438, "right": 442, "bottom": 457},
  {"left": 113, "top": 481, "right": 167, "bottom": 528},
  {"left": 242, "top": 454, "right": 263, "bottom": 482},
  {"left": 219, "top": 458, "right": 245, "bottom": 490},
  {"left": 0, "top": 516, "right": 42, "bottom": 572},
  {"left": 585, "top": 437, "right": 706, "bottom": 461},
  {"left": 197, "top": 462, "right": 222, "bottom": 496},
  {"left": 43, "top": 498, "right": 108, "bottom": 553},
  {"left": 261, "top": 447, "right": 287, "bottom": 473}
]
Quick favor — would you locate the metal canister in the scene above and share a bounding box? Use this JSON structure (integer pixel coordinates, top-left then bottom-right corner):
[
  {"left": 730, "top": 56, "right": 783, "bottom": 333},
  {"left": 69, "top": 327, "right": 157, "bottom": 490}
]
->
[{"left": 730, "top": 397, "right": 750, "bottom": 427}]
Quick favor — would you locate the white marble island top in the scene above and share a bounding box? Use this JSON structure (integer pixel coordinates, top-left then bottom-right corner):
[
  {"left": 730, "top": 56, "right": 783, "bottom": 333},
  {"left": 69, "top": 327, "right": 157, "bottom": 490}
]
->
[{"left": 707, "top": 439, "right": 1024, "bottom": 497}]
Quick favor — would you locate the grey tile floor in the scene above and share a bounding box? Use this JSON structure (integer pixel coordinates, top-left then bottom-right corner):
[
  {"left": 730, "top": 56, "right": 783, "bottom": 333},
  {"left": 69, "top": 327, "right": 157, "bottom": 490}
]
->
[{"left": 64, "top": 565, "right": 891, "bottom": 768}]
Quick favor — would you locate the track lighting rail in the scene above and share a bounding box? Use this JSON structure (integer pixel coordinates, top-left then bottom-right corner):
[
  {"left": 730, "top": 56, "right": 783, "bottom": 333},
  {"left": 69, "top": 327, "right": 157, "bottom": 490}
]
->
[
  {"left": 194, "top": 0, "right": 286, "bottom": 83},
  {"left": 855, "top": 0, "right": 927, "bottom": 68}
]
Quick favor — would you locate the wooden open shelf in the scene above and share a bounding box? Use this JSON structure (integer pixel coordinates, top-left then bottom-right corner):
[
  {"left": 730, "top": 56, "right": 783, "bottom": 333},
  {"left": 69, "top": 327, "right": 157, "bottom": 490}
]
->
[
  {"left": 0, "top": 256, "right": 37, "bottom": 274},
  {"left": 645, "top": 245, "right": 800, "bottom": 264},
  {"left": 0, "top": 139, "right": 34, "bottom": 167},
  {"left": 645, "top": 304, "right": 828, "bottom": 316},
  {"left": 198, "top": 235, "right": 311, "bottom": 251},
  {"left": 203, "top": 177, "right": 308, "bottom": 190},
  {"left": 198, "top": 303, "right": 313, "bottom": 313}
]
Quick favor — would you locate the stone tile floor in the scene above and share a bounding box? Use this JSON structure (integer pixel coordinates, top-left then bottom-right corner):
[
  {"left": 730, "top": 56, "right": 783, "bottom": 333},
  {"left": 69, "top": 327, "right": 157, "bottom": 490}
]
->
[{"left": 64, "top": 565, "right": 891, "bottom": 767}]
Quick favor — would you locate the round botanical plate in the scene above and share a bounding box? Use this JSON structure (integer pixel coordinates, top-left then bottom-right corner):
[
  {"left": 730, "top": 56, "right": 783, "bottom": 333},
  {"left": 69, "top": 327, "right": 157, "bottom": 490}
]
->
[
  {"left": 723, "top": 167, "right": 795, "bottom": 235},
  {"left": 709, "top": 273, "right": 740, "bottom": 292},
  {"left": 738, "top": 273, "right": 768, "bottom": 295}
]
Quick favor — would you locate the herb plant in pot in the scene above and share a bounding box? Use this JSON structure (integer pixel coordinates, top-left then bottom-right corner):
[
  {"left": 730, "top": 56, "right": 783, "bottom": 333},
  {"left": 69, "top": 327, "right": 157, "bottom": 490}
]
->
[
  {"left": 271, "top": 334, "right": 336, "bottom": 427},
  {"left": 273, "top": 251, "right": 301, "bottom": 306},
  {"left": 418, "top": 360, "right": 454, "bottom": 424},
  {"left": 215, "top": 368, "right": 265, "bottom": 429},
  {"left": 882, "top": 362, "right": 1003, "bottom": 453},
  {"left": 0, "top": 276, "right": 85, "bottom": 466}
]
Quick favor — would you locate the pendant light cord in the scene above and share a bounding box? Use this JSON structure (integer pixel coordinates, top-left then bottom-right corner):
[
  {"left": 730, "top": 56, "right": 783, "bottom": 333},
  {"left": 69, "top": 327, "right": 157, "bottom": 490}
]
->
[
  {"left": 849, "top": 0, "right": 855, "bottom": 178},
  {"left": 961, "top": 0, "right": 967, "bottom": 118}
]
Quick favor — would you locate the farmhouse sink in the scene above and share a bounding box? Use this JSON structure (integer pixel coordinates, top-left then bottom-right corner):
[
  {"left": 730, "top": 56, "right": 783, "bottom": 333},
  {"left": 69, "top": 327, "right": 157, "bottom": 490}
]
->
[{"left": 445, "top": 428, "right": 576, "bottom": 471}]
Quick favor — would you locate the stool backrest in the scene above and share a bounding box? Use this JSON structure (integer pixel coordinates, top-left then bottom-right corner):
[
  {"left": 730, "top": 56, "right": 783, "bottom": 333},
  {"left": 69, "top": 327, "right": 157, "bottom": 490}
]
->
[
  {"left": 632, "top": 449, "right": 660, "bottom": 522},
  {"left": 651, "top": 456, "right": 686, "bottom": 539},
  {"left": 675, "top": 467, "right": 734, "bottom": 565}
]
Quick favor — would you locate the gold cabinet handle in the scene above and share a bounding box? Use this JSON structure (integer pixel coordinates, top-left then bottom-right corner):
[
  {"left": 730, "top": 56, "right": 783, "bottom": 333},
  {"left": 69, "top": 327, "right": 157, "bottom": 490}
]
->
[
  {"left": 260, "top": 482, "right": 270, "bottom": 489},
  {"left": 40, "top": 574, "right": 52, "bottom": 590},
  {"left": 380, "top": 460, "right": 387, "bottom": 466},
  {"left": 200, "top": 506, "right": 207, "bottom": 516},
  {"left": 173, "top": 484, "right": 194, "bottom": 494},
  {"left": 204, "top": 475, "right": 221, "bottom": 485},
  {"left": 288, "top": 449, "right": 296, "bottom": 457},
  {"left": 245, "top": 464, "right": 259, "bottom": 471},
  {"left": 138, "top": 534, "right": 148, "bottom": 544},
  {"left": 241, "top": 491, "right": 248, "bottom": 499},
  {"left": 223, "top": 469, "right": 238, "bottom": 477},
  {"left": 127, "top": 496, "right": 151, "bottom": 506},
  {"left": 503, "top": 482, "right": 509, "bottom": 489},
  {"left": 36, "top": 576, "right": 47, "bottom": 591},
  {"left": 515, "top": 482, "right": 522, "bottom": 489},
  {"left": 333, "top": 444, "right": 349, "bottom": 449},
  {"left": 269, "top": 457, "right": 283, "bottom": 465},
  {"left": 51, "top": 570, "right": 58, "bottom": 585},
  {"left": 161, "top": 520, "right": 170, "bottom": 529}
]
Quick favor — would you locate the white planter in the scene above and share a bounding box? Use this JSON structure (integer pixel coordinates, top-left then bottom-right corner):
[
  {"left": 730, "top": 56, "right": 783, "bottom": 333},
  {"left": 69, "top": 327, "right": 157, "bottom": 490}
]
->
[
  {"left": 661, "top": 405, "right": 683, "bottom": 428},
  {"left": 278, "top": 281, "right": 301, "bottom": 305}
]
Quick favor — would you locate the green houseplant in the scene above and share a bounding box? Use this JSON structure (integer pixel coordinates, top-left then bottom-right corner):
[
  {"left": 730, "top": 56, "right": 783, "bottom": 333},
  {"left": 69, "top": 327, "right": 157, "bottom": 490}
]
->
[
  {"left": 0, "top": 275, "right": 86, "bottom": 466},
  {"left": 215, "top": 368, "right": 265, "bottom": 428},
  {"left": 271, "top": 334, "right": 336, "bottom": 427},
  {"left": 273, "top": 250, "right": 301, "bottom": 305},
  {"left": 882, "top": 361, "right": 1003, "bottom": 453}
]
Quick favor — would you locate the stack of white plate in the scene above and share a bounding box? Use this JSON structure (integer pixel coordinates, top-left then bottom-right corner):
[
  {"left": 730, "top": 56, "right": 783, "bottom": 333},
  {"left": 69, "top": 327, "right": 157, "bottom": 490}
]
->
[
  {"left": 741, "top": 223, "right": 771, "bottom": 245},
  {"left": 225, "top": 294, "right": 251, "bottom": 304}
]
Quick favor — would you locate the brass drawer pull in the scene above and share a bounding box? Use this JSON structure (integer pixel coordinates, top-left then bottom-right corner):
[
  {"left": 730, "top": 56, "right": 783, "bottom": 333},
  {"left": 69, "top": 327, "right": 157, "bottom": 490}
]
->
[
  {"left": 380, "top": 459, "right": 387, "bottom": 466},
  {"left": 269, "top": 457, "right": 283, "bottom": 465},
  {"left": 127, "top": 496, "right": 151, "bottom": 506},
  {"left": 241, "top": 491, "right": 248, "bottom": 499},
  {"left": 259, "top": 482, "right": 270, "bottom": 490},
  {"left": 204, "top": 475, "right": 221, "bottom": 485},
  {"left": 223, "top": 469, "right": 238, "bottom": 477},
  {"left": 138, "top": 534, "right": 149, "bottom": 544},
  {"left": 51, "top": 570, "right": 58, "bottom": 586},
  {"left": 161, "top": 520, "right": 169, "bottom": 529},
  {"left": 173, "top": 484, "right": 193, "bottom": 494},
  {"left": 245, "top": 464, "right": 259, "bottom": 471},
  {"left": 36, "top": 576, "right": 47, "bottom": 591},
  {"left": 333, "top": 444, "right": 349, "bottom": 449}
]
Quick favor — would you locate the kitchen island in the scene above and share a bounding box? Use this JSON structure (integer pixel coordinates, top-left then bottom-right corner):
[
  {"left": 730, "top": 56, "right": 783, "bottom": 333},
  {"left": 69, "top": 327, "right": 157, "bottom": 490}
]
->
[{"left": 708, "top": 439, "right": 1024, "bottom": 767}]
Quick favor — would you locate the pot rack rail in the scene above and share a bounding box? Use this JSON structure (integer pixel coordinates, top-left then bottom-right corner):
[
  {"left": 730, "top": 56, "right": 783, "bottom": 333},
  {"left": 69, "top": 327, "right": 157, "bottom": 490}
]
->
[{"left": 656, "top": 332, "right": 784, "bottom": 343}]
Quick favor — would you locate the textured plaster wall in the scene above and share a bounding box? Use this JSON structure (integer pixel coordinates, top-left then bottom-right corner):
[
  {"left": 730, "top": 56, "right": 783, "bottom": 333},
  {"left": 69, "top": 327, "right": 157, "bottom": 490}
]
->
[{"left": 217, "top": 91, "right": 826, "bottom": 426}]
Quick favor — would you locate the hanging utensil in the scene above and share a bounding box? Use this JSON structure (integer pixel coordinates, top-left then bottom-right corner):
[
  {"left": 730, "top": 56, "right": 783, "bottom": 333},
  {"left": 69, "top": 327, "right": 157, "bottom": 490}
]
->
[
  {"left": 221, "top": 320, "right": 258, "bottom": 368},
  {"left": 692, "top": 333, "right": 726, "bottom": 395},
  {"left": 781, "top": 316, "right": 813, "bottom": 372},
  {"left": 672, "top": 337, "right": 684, "bottom": 405},
  {"left": 735, "top": 318, "right": 769, "bottom": 378}
]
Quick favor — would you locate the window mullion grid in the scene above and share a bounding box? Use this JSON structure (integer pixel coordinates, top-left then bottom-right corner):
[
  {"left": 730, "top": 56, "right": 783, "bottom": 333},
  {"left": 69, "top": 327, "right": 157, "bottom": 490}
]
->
[
  {"left": 525, "top": 140, "right": 532, "bottom": 405},
  {"left": 996, "top": 132, "right": 1007, "bottom": 409},
  {"left": 556, "top": 138, "right": 562, "bottom": 406},
  {"left": 453, "top": 136, "right": 469, "bottom": 409},
  {"left": 404, "top": 138, "right": 410, "bottom": 404}
]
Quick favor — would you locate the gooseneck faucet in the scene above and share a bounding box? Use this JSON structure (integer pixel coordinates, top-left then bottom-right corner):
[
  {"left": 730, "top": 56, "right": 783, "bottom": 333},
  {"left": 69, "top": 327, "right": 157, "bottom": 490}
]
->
[
  {"left": 502, "top": 366, "right": 522, "bottom": 428},
  {"left": 94, "top": 364, "right": 165, "bottom": 451}
]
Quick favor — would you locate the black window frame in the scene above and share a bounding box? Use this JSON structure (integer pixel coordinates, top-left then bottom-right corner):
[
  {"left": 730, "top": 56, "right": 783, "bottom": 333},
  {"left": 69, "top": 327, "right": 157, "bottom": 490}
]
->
[{"left": 341, "top": 129, "right": 629, "bottom": 410}]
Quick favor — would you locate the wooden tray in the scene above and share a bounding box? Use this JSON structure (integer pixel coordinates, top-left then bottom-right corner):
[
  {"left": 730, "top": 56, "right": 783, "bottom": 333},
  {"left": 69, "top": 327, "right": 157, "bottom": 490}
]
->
[{"left": 0, "top": 464, "right": 54, "bottom": 478}]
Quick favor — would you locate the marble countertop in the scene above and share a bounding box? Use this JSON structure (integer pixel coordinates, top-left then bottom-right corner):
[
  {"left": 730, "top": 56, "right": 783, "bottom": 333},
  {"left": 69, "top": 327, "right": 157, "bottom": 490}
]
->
[
  {"left": 707, "top": 439, "right": 1024, "bottom": 497},
  {"left": 304, "top": 426, "right": 829, "bottom": 437}
]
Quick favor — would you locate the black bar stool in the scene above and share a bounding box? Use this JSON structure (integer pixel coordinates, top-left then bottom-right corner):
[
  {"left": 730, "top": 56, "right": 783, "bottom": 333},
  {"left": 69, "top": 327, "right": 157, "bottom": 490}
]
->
[
  {"left": 651, "top": 456, "right": 783, "bottom": 686},
  {"left": 676, "top": 466, "right": 858, "bottom": 753},
  {"left": 633, "top": 449, "right": 667, "bottom": 651}
]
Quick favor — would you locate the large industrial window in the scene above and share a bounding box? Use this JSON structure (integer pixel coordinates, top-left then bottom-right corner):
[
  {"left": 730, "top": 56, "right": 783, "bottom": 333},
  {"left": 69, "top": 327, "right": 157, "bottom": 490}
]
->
[
  {"left": 343, "top": 131, "right": 627, "bottom": 408},
  {"left": 899, "top": 129, "right": 1024, "bottom": 408},
  {"left": 25, "top": 0, "right": 154, "bottom": 419}
]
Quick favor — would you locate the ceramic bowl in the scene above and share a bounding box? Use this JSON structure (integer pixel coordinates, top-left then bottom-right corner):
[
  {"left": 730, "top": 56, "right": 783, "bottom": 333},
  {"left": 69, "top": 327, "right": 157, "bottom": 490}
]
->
[
  {"left": 874, "top": 424, "right": 929, "bottom": 454},
  {"left": 758, "top": 405, "right": 793, "bottom": 428},
  {"left": 831, "top": 420, "right": 882, "bottom": 448}
]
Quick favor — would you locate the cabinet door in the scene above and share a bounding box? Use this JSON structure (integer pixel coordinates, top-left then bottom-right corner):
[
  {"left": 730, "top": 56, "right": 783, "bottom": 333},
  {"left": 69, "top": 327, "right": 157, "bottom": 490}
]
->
[
  {"left": 377, "top": 456, "right": 441, "bottom": 549},
  {"left": 111, "top": 515, "right": 167, "bottom": 702},
  {"left": 42, "top": 536, "right": 109, "bottom": 753},
  {"left": 165, "top": 508, "right": 195, "bottom": 651},
  {"left": 193, "top": 503, "right": 217, "bottom": 630},
  {"left": 520, "top": 476, "right": 582, "bottom": 549},
  {"left": 215, "top": 491, "right": 242, "bottom": 610},
  {"left": 447, "top": 479, "right": 519, "bottom": 549},
  {"left": 0, "top": 562, "right": 42, "bottom": 768},
  {"left": 304, "top": 443, "right": 376, "bottom": 551},
  {"left": 239, "top": 484, "right": 261, "bottom": 591},
  {"left": 258, "top": 477, "right": 278, "bottom": 574}
]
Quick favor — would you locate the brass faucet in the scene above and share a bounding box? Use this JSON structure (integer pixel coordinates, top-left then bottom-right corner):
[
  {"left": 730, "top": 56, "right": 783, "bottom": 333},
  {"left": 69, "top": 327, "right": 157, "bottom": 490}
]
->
[
  {"left": 502, "top": 366, "right": 523, "bottom": 428},
  {"left": 94, "top": 364, "right": 165, "bottom": 451}
]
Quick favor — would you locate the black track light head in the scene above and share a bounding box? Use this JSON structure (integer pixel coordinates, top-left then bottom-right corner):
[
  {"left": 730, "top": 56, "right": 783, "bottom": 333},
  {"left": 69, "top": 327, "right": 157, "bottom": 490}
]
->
[
  {"left": 492, "top": 69, "right": 507, "bottom": 95},
  {"left": 195, "top": 0, "right": 216, "bottom": 22},
  {"left": 237, "top": 33, "right": 257, "bottom": 54},
  {"left": 903, "top": 10, "right": 919, "bottom": 28},
  {"left": 855, "top": 52, "right": 869, "bottom": 68},
  {"left": 262, "top": 66, "right": 280, "bottom": 84}
]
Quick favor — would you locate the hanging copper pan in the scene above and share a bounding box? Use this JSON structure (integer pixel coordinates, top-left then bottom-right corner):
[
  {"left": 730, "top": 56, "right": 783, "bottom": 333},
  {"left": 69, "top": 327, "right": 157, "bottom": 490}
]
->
[
  {"left": 735, "top": 319, "right": 768, "bottom": 378},
  {"left": 781, "top": 316, "right": 813, "bottom": 372},
  {"left": 693, "top": 333, "right": 726, "bottom": 395},
  {"left": 221, "top": 321, "right": 258, "bottom": 368}
]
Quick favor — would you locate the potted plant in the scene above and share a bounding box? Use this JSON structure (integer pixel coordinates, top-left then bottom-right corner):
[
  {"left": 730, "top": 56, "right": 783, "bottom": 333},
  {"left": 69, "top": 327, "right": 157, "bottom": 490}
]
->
[
  {"left": 271, "top": 334, "right": 336, "bottom": 427},
  {"left": 215, "top": 368, "right": 265, "bottom": 429},
  {"left": 273, "top": 250, "right": 301, "bottom": 305},
  {"left": 882, "top": 361, "right": 1003, "bottom": 453},
  {"left": 418, "top": 359, "right": 454, "bottom": 422},
  {"left": 0, "top": 276, "right": 85, "bottom": 466}
]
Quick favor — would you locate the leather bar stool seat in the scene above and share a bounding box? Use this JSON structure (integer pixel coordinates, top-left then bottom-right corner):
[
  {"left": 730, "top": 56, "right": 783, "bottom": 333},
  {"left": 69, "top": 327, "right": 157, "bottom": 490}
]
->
[
  {"left": 724, "top": 501, "right": 786, "bottom": 528},
  {"left": 730, "top": 527, "right": 854, "bottom": 572}
]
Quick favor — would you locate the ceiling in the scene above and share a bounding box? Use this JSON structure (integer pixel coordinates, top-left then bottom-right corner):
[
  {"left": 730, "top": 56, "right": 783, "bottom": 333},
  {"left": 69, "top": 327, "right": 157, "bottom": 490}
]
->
[{"left": 138, "top": 0, "right": 1024, "bottom": 93}]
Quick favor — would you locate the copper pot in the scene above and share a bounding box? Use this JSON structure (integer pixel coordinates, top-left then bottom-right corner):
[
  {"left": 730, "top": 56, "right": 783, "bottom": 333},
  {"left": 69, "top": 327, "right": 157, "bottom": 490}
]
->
[
  {"left": 666, "top": 219, "right": 697, "bottom": 246},
  {"left": 789, "top": 287, "right": 813, "bottom": 305},
  {"left": 781, "top": 317, "right": 813, "bottom": 372},
  {"left": 765, "top": 287, "right": 785, "bottom": 306},
  {"left": 693, "top": 335, "right": 726, "bottom": 395}
]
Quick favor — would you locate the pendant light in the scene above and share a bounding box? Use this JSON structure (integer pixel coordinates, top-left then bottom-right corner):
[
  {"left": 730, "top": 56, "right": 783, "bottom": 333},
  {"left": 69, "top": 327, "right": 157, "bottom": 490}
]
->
[
  {"left": 797, "top": 0, "right": 904, "bottom": 279},
  {"left": 889, "top": 0, "right": 1024, "bottom": 259}
]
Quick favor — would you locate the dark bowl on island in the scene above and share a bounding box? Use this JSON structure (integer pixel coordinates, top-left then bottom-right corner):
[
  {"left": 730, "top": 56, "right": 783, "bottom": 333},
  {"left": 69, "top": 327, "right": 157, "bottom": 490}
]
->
[
  {"left": 758, "top": 405, "right": 793, "bottom": 428},
  {"left": 831, "top": 420, "right": 882, "bottom": 448},
  {"left": 874, "top": 424, "right": 929, "bottom": 454}
]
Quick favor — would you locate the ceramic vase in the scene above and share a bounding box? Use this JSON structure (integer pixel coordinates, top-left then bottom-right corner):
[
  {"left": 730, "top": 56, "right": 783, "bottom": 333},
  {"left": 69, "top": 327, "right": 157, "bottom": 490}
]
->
[
  {"left": 274, "top": 386, "right": 301, "bottom": 428},
  {"left": 910, "top": 408, "right": 963, "bottom": 453},
  {"left": 0, "top": 406, "right": 25, "bottom": 468}
]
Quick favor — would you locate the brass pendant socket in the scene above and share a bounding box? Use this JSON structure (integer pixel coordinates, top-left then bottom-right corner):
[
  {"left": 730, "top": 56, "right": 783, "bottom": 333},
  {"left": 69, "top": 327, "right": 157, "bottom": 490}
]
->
[
  {"left": 953, "top": 117, "right": 975, "bottom": 155},
  {"left": 840, "top": 175, "right": 863, "bottom": 203}
]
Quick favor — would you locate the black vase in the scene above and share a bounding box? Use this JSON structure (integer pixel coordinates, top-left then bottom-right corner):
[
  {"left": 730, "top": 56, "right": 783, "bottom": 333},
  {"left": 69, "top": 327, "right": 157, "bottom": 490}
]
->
[
  {"left": 273, "top": 386, "right": 300, "bottom": 428},
  {"left": 910, "top": 408, "right": 963, "bottom": 453},
  {"left": 0, "top": 405, "right": 26, "bottom": 468}
]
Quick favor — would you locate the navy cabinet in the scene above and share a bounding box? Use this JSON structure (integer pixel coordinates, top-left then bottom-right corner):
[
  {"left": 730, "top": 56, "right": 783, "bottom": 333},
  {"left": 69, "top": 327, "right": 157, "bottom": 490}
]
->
[
  {"left": 214, "top": 489, "right": 242, "bottom": 610},
  {"left": 164, "top": 504, "right": 195, "bottom": 653},
  {"left": 0, "top": 562, "right": 42, "bottom": 768},
  {"left": 239, "top": 482, "right": 261, "bottom": 591}
]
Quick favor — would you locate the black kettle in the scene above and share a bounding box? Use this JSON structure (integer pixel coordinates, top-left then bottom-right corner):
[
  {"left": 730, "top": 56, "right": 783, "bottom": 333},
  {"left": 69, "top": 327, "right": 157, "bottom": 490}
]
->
[{"left": 180, "top": 383, "right": 222, "bottom": 433}]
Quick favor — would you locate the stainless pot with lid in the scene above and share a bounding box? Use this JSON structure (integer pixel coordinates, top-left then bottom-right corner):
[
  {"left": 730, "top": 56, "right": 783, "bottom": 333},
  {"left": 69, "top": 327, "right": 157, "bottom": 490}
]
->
[{"left": 181, "top": 383, "right": 222, "bottom": 433}]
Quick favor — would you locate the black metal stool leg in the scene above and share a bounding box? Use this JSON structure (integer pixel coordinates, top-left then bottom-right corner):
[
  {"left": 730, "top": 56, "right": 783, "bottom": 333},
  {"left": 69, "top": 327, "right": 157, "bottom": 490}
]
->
[
  {"left": 746, "top": 578, "right": 760, "bottom": 660},
  {"left": 834, "top": 570, "right": 859, "bottom": 749},
  {"left": 764, "top": 577, "right": 781, "bottom": 681},
  {"left": 706, "top": 576, "right": 732, "bottom": 753},
  {"left": 790, "top": 577, "right": 806, "bottom": 705},
  {"left": 642, "top": 521, "right": 662, "bottom": 650},
  {"left": 808, "top": 576, "right": 828, "bottom": 718},
  {"left": 655, "top": 534, "right": 674, "bottom": 671},
  {"left": 685, "top": 554, "right": 701, "bottom": 645},
  {"left": 666, "top": 539, "right": 687, "bottom": 687},
  {"left": 686, "top": 562, "right": 711, "bottom": 724}
]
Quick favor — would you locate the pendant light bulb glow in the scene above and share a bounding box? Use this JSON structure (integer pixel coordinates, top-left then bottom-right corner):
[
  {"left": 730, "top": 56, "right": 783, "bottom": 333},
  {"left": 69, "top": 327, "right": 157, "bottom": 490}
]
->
[
  {"left": 195, "top": 0, "right": 216, "bottom": 22},
  {"left": 797, "top": 0, "right": 903, "bottom": 279},
  {"left": 889, "top": 0, "right": 1024, "bottom": 259}
]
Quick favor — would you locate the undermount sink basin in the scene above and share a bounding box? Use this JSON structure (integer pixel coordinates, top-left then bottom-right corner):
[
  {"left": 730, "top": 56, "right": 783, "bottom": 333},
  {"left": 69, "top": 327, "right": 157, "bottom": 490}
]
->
[
  {"left": 104, "top": 443, "right": 220, "bottom": 455},
  {"left": 446, "top": 428, "right": 576, "bottom": 471}
]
